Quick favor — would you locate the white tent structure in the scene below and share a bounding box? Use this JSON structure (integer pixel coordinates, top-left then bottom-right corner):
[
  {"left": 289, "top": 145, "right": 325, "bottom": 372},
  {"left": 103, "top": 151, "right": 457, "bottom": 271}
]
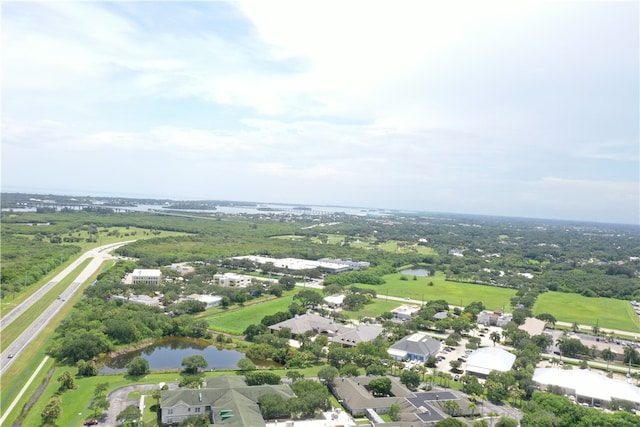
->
[
  {"left": 465, "top": 347, "right": 516, "bottom": 376},
  {"left": 533, "top": 368, "right": 640, "bottom": 407}
]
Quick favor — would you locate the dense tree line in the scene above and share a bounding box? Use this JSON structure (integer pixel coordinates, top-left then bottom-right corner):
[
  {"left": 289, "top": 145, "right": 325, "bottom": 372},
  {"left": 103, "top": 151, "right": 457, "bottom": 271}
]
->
[
  {"left": 0, "top": 234, "right": 80, "bottom": 297},
  {"left": 48, "top": 297, "right": 209, "bottom": 363},
  {"left": 521, "top": 392, "right": 639, "bottom": 426}
]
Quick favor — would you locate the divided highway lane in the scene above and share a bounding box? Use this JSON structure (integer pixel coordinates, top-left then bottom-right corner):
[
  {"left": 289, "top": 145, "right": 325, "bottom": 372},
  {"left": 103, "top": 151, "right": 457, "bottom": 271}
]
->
[
  {"left": 0, "top": 241, "right": 135, "bottom": 376},
  {"left": 0, "top": 241, "right": 134, "bottom": 330}
]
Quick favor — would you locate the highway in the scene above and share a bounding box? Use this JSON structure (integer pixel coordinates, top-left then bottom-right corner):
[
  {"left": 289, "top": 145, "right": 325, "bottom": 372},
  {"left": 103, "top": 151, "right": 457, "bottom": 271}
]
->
[{"left": 0, "top": 241, "right": 134, "bottom": 376}]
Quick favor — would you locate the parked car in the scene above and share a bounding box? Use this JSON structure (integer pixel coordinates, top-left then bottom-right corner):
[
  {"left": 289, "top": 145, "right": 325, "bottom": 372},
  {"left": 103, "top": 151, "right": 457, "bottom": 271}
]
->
[{"left": 83, "top": 420, "right": 98, "bottom": 426}]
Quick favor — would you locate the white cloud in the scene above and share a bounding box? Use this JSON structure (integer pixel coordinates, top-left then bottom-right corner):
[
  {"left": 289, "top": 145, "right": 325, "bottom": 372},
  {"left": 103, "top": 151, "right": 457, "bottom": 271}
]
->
[{"left": 2, "top": 0, "right": 638, "bottom": 223}]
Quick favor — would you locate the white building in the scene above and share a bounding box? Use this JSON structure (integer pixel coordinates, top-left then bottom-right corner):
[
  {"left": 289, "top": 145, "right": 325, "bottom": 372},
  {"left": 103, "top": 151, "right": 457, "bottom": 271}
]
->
[
  {"left": 465, "top": 347, "right": 516, "bottom": 377},
  {"left": 477, "top": 310, "right": 512, "bottom": 327},
  {"left": 186, "top": 294, "right": 223, "bottom": 309},
  {"left": 324, "top": 294, "right": 345, "bottom": 308},
  {"left": 130, "top": 269, "right": 162, "bottom": 286},
  {"left": 232, "top": 255, "right": 369, "bottom": 273},
  {"left": 111, "top": 294, "right": 161, "bottom": 307},
  {"left": 391, "top": 305, "right": 421, "bottom": 321},
  {"left": 213, "top": 272, "right": 252, "bottom": 288},
  {"left": 533, "top": 368, "right": 640, "bottom": 407}
]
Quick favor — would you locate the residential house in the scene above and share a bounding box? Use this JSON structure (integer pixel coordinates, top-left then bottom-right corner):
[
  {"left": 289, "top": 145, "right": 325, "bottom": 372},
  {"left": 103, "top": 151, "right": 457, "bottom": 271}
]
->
[
  {"left": 268, "top": 313, "right": 383, "bottom": 347},
  {"left": 391, "top": 305, "right": 421, "bottom": 321},
  {"left": 387, "top": 333, "right": 441, "bottom": 362}
]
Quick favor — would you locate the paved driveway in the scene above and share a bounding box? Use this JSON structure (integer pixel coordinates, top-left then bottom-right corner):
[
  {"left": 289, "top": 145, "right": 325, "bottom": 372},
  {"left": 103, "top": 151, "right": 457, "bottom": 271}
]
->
[{"left": 104, "top": 383, "right": 178, "bottom": 426}]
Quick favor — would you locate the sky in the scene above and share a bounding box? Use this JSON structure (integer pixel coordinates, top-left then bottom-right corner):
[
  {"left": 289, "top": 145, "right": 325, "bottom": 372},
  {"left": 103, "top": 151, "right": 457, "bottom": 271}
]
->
[{"left": 2, "top": 0, "right": 639, "bottom": 224}]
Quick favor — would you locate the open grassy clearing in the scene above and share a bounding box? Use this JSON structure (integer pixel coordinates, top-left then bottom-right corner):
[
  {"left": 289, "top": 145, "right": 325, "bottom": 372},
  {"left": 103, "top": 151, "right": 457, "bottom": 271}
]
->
[
  {"left": 375, "top": 240, "right": 438, "bottom": 256},
  {"left": 270, "top": 234, "right": 306, "bottom": 240},
  {"left": 342, "top": 299, "right": 404, "bottom": 320},
  {"left": 534, "top": 292, "right": 639, "bottom": 332},
  {"left": 353, "top": 272, "right": 517, "bottom": 311},
  {"left": 203, "top": 293, "right": 297, "bottom": 335}
]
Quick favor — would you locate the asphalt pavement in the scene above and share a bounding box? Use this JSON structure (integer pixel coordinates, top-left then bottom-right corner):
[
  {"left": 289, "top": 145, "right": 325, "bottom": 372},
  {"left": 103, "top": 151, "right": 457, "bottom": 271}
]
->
[{"left": 0, "top": 241, "right": 135, "bottom": 376}]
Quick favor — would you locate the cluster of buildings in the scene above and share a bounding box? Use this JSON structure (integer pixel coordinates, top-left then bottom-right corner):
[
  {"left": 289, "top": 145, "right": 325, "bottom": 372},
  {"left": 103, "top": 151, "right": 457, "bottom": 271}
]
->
[
  {"left": 268, "top": 313, "right": 383, "bottom": 348},
  {"left": 232, "top": 255, "right": 370, "bottom": 273}
]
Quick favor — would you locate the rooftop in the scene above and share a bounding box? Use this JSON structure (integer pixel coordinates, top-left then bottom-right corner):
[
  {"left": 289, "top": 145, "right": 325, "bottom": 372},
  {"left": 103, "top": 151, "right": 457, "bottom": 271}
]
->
[
  {"left": 465, "top": 347, "right": 516, "bottom": 375},
  {"left": 533, "top": 368, "right": 640, "bottom": 404}
]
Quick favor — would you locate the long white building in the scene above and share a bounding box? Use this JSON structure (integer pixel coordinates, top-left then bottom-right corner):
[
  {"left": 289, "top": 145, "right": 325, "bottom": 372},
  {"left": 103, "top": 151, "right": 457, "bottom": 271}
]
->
[{"left": 533, "top": 368, "right": 640, "bottom": 407}]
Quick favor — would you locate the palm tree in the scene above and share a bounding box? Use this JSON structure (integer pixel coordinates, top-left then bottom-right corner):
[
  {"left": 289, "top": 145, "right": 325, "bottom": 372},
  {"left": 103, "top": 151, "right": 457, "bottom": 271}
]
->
[
  {"left": 468, "top": 401, "right": 478, "bottom": 417},
  {"left": 443, "top": 400, "right": 460, "bottom": 416},
  {"left": 442, "top": 372, "right": 453, "bottom": 387},
  {"left": 555, "top": 338, "right": 565, "bottom": 361},
  {"left": 487, "top": 411, "right": 499, "bottom": 427},
  {"left": 592, "top": 322, "right": 600, "bottom": 337},
  {"left": 510, "top": 386, "right": 525, "bottom": 407},
  {"left": 624, "top": 346, "right": 639, "bottom": 374},
  {"left": 490, "top": 331, "right": 501, "bottom": 347},
  {"left": 601, "top": 347, "right": 615, "bottom": 371}
]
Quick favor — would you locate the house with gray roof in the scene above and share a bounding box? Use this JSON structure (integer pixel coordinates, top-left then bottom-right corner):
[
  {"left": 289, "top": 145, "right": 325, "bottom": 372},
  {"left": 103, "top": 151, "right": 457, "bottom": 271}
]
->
[
  {"left": 269, "top": 313, "right": 339, "bottom": 336},
  {"left": 328, "top": 323, "right": 384, "bottom": 347},
  {"left": 387, "top": 333, "right": 441, "bottom": 362},
  {"left": 160, "top": 376, "right": 294, "bottom": 426},
  {"left": 269, "top": 313, "right": 383, "bottom": 347},
  {"left": 433, "top": 311, "right": 449, "bottom": 320}
]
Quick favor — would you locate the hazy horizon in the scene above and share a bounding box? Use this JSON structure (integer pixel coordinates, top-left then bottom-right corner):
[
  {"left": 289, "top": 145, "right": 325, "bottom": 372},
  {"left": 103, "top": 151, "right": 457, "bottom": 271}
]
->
[{"left": 3, "top": 187, "right": 639, "bottom": 227}]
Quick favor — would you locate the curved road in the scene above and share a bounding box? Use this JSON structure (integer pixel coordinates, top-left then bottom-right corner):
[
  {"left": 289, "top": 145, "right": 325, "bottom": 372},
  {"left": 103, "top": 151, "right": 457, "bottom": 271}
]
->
[
  {"left": 0, "top": 241, "right": 135, "bottom": 375},
  {"left": 103, "top": 382, "right": 179, "bottom": 426}
]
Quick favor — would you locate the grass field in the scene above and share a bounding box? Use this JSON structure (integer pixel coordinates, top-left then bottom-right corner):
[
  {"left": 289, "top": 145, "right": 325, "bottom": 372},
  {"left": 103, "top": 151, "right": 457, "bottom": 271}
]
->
[
  {"left": 203, "top": 293, "right": 297, "bottom": 335},
  {"left": 534, "top": 292, "right": 640, "bottom": 332},
  {"left": 343, "top": 299, "right": 403, "bottom": 320},
  {"left": 354, "top": 272, "right": 517, "bottom": 311}
]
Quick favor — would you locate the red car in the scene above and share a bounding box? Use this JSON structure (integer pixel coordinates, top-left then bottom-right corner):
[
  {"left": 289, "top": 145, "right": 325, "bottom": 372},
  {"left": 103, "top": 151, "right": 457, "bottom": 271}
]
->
[{"left": 83, "top": 420, "right": 98, "bottom": 426}]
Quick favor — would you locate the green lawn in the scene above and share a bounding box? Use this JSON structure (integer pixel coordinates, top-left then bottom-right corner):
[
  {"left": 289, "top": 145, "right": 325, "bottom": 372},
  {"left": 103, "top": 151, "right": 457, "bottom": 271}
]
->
[
  {"left": 354, "top": 272, "right": 517, "bottom": 311},
  {"left": 378, "top": 240, "right": 438, "bottom": 255},
  {"left": 203, "top": 293, "right": 297, "bottom": 335},
  {"left": 343, "top": 299, "right": 404, "bottom": 320},
  {"left": 534, "top": 292, "right": 640, "bottom": 332}
]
